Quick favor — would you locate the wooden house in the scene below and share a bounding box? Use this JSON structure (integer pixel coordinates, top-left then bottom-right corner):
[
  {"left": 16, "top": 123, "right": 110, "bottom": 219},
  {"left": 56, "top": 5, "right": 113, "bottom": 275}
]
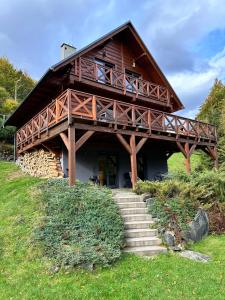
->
[{"left": 6, "top": 22, "right": 218, "bottom": 189}]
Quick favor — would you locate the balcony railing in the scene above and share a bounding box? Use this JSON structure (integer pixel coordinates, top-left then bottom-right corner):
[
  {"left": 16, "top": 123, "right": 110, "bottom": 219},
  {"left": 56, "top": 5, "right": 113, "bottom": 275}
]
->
[
  {"left": 74, "top": 57, "right": 171, "bottom": 105},
  {"left": 17, "top": 89, "right": 216, "bottom": 148},
  {"left": 16, "top": 89, "right": 217, "bottom": 150}
]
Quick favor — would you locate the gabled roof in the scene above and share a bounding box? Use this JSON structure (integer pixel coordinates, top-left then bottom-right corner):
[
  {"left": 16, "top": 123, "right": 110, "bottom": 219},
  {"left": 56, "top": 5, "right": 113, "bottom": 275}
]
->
[{"left": 5, "top": 21, "right": 184, "bottom": 127}]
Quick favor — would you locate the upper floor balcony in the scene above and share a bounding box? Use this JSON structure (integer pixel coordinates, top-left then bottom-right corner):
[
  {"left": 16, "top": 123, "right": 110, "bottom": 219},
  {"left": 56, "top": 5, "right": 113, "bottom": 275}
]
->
[
  {"left": 72, "top": 57, "right": 171, "bottom": 107},
  {"left": 16, "top": 89, "right": 217, "bottom": 153}
]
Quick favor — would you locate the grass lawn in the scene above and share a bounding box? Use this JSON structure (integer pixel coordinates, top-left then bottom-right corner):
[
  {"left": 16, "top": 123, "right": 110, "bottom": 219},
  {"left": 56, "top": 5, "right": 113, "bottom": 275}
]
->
[
  {"left": 168, "top": 152, "right": 201, "bottom": 172},
  {"left": 1, "top": 161, "right": 225, "bottom": 300}
]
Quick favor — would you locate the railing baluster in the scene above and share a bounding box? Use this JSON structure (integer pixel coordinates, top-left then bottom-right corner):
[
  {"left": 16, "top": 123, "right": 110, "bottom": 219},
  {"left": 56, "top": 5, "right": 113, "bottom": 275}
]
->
[
  {"left": 113, "top": 100, "right": 116, "bottom": 122},
  {"left": 132, "top": 105, "right": 135, "bottom": 126},
  {"left": 67, "top": 89, "right": 72, "bottom": 124},
  {"left": 162, "top": 113, "right": 165, "bottom": 131},
  {"left": 123, "top": 74, "right": 126, "bottom": 94},
  {"left": 79, "top": 57, "right": 81, "bottom": 81},
  {"left": 95, "top": 63, "right": 98, "bottom": 81},
  {"left": 92, "top": 95, "right": 97, "bottom": 120}
]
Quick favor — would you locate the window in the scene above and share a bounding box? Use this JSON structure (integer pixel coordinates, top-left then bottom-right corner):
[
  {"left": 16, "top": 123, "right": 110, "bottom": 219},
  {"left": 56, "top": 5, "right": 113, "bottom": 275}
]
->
[
  {"left": 95, "top": 58, "right": 114, "bottom": 84},
  {"left": 125, "top": 69, "right": 141, "bottom": 93}
]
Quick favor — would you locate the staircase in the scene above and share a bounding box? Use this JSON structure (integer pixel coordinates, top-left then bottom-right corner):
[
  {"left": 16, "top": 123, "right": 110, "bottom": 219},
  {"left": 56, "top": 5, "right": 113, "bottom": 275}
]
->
[{"left": 113, "top": 190, "right": 166, "bottom": 256}]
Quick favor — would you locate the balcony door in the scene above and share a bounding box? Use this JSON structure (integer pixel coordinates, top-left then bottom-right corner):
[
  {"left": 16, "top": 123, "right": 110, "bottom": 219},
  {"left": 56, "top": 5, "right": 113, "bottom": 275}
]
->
[
  {"left": 125, "top": 69, "right": 141, "bottom": 93},
  {"left": 95, "top": 58, "right": 114, "bottom": 85},
  {"left": 98, "top": 153, "right": 118, "bottom": 188}
]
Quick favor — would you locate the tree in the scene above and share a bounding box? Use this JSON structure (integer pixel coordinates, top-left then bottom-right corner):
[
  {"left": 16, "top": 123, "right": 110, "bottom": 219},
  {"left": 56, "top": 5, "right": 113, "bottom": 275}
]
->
[
  {"left": 0, "top": 57, "right": 35, "bottom": 104},
  {"left": 197, "top": 79, "right": 225, "bottom": 167},
  {"left": 0, "top": 86, "right": 10, "bottom": 107},
  {"left": 0, "top": 57, "right": 35, "bottom": 146},
  {"left": 1, "top": 98, "right": 18, "bottom": 115}
]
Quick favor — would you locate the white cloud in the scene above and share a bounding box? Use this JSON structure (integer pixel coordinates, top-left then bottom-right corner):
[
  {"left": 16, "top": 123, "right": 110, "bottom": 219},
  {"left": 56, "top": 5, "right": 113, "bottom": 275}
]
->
[{"left": 167, "top": 44, "right": 225, "bottom": 118}]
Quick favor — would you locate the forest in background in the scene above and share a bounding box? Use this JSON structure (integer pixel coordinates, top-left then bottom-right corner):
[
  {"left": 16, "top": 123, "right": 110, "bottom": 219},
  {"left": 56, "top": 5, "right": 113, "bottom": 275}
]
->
[{"left": 0, "top": 57, "right": 35, "bottom": 145}]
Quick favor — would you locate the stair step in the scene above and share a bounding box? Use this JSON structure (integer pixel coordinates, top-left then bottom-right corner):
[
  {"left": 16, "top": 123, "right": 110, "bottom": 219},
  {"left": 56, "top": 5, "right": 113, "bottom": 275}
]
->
[
  {"left": 125, "top": 220, "right": 154, "bottom": 229},
  {"left": 114, "top": 196, "right": 142, "bottom": 203},
  {"left": 125, "top": 228, "right": 157, "bottom": 238},
  {"left": 123, "top": 245, "right": 167, "bottom": 256},
  {"left": 120, "top": 208, "right": 148, "bottom": 215},
  {"left": 126, "top": 236, "right": 161, "bottom": 247},
  {"left": 118, "top": 202, "right": 146, "bottom": 209},
  {"left": 123, "top": 214, "right": 152, "bottom": 222}
]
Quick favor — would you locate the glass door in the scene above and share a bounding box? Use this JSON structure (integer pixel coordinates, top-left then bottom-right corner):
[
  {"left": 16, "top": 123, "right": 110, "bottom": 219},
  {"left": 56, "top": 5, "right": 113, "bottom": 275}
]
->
[{"left": 98, "top": 154, "right": 118, "bottom": 188}]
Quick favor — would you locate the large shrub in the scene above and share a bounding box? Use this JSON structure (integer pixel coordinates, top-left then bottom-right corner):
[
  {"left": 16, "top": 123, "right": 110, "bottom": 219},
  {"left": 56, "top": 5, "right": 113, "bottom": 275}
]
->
[
  {"left": 135, "top": 170, "right": 225, "bottom": 238},
  {"left": 35, "top": 179, "right": 124, "bottom": 268}
]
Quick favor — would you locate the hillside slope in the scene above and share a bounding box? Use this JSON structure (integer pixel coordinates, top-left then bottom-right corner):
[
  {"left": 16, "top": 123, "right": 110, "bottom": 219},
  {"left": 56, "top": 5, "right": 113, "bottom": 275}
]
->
[{"left": 1, "top": 161, "right": 225, "bottom": 300}]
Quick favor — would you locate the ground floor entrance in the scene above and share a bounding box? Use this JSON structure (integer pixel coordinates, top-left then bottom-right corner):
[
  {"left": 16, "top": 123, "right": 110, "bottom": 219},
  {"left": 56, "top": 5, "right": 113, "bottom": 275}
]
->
[
  {"left": 98, "top": 154, "right": 118, "bottom": 188},
  {"left": 61, "top": 133, "right": 169, "bottom": 188}
]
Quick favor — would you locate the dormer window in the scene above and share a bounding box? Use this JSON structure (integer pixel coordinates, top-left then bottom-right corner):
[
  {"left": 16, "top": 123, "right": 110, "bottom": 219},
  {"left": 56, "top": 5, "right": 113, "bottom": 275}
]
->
[{"left": 95, "top": 58, "right": 114, "bottom": 84}]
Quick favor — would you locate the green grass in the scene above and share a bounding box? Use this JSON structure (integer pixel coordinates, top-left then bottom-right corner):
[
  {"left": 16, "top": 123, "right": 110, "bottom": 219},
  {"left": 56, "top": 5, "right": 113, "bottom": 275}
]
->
[
  {"left": 1, "top": 161, "right": 225, "bottom": 300},
  {"left": 168, "top": 152, "right": 201, "bottom": 172}
]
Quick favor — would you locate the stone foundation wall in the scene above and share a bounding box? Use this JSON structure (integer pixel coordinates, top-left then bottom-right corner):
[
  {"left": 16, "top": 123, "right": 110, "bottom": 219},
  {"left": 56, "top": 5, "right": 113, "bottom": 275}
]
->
[{"left": 16, "top": 149, "right": 64, "bottom": 178}]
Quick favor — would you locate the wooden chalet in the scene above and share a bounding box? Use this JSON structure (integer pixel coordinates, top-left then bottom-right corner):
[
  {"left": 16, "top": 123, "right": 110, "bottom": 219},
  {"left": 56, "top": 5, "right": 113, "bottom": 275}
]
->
[{"left": 6, "top": 22, "right": 218, "bottom": 189}]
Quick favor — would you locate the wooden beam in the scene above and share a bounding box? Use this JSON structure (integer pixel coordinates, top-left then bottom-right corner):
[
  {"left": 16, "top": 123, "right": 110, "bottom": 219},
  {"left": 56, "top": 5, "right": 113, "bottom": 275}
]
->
[
  {"left": 76, "top": 131, "right": 94, "bottom": 152},
  {"left": 116, "top": 133, "right": 131, "bottom": 154},
  {"left": 184, "top": 143, "right": 191, "bottom": 174},
  {"left": 176, "top": 142, "right": 187, "bottom": 158},
  {"left": 60, "top": 132, "right": 69, "bottom": 150},
  {"left": 206, "top": 145, "right": 216, "bottom": 160},
  {"left": 136, "top": 137, "right": 147, "bottom": 154},
  {"left": 130, "top": 135, "right": 137, "bottom": 190},
  {"left": 74, "top": 122, "right": 216, "bottom": 147},
  {"left": 189, "top": 143, "right": 197, "bottom": 156},
  {"left": 134, "top": 52, "right": 147, "bottom": 62},
  {"left": 68, "top": 126, "right": 76, "bottom": 186}
]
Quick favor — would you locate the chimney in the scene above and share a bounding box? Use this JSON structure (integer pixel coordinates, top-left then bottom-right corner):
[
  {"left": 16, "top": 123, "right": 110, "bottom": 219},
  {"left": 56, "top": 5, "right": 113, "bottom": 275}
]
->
[{"left": 61, "top": 43, "right": 76, "bottom": 60}]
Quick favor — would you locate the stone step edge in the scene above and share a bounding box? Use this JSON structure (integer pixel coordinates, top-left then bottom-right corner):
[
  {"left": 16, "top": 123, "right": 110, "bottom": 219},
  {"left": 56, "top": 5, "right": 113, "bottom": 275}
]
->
[
  {"left": 124, "top": 220, "right": 154, "bottom": 225},
  {"left": 126, "top": 236, "right": 161, "bottom": 242},
  {"left": 125, "top": 228, "right": 157, "bottom": 233},
  {"left": 123, "top": 245, "right": 167, "bottom": 253}
]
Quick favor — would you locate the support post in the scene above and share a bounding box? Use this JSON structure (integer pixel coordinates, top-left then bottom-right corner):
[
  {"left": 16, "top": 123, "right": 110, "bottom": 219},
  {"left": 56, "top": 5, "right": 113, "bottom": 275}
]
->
[
  {"left": 68, "top": 126, "right": 76, "bottom": 186},
  {"left": 130, "top": 135, "right": 137, "bottom": 190},
  {"left": 184, "top": 142, "right": 191, "bottom": 174}
]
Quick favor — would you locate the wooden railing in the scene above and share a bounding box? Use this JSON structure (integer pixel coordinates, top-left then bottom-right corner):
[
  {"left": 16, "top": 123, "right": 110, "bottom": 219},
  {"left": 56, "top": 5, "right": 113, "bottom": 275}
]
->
[
  {"left": 16, "top": 89, "right": 217, "bottom": 150},
  {"left": 75, "top": 57, "right": 170, "bottom": 105}
]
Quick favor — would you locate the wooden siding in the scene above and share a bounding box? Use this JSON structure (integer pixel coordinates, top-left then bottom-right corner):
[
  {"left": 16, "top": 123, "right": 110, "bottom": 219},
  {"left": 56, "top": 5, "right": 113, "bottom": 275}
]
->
[{"left": 82, "top": 36, "right": 154, "bottom": 82}]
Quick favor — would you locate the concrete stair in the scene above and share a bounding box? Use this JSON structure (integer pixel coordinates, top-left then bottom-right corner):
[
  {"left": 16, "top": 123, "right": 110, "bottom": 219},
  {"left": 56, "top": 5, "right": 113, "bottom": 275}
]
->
[{"left": 113, "top": 190, "right": 166, "bottom": 256}]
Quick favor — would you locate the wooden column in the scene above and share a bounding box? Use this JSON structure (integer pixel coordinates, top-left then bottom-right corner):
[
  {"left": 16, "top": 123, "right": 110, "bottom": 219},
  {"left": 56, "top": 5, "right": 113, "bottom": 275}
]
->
[
  {"left": 184, "top": 142, "right": 191, "bottom": 174},
  {"left": 68, "top": 126, "right": 76, "bottom": 186},
  {"left": 177, "top": 142, "right": 192, "bottom": 175},
  {"left": 130, "top": 135, "right": 137, "bottom": 189}
]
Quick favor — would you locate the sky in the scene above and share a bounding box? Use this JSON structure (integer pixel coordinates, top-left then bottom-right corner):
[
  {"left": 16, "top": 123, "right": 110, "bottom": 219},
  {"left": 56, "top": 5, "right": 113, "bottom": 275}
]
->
[{"left": 0, "top": 0, "right": 225, "bottom": 118}]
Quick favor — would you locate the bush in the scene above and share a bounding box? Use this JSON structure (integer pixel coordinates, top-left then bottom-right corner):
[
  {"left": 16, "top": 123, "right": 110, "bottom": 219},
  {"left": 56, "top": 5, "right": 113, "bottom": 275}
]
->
[
  {"left": 149, "top": 197, "right": 197, "bottom": 243},
  {"left": 135, "top": 180, "right": 160, "bottom": 196},
  {"left": 35, "top": 179, "right": 124, "bottom": 269},
  {"left": 0, "top": 142, "right": 14, "bottom": 160},
  {"left": 135, "top": 169, "right": 225, "bottom": 239}
]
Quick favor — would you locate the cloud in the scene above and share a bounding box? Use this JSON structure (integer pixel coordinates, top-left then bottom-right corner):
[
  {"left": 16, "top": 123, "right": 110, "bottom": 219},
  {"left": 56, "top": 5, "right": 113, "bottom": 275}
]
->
[
  {"left": 168, "top": 46, "right": 225, "bottom": 116},
  {"left": 0, "top": 0, "right": 225, "bottom": 119}
]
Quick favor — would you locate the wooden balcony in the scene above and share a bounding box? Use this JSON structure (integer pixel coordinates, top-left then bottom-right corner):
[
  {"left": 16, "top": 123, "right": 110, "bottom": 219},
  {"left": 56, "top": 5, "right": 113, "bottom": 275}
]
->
[
  {"left": 73, "top": 57, "right": 171, "bottom": 106},
  {"left": 16, "top": 89, "right": 217, "bottom": 153}
]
